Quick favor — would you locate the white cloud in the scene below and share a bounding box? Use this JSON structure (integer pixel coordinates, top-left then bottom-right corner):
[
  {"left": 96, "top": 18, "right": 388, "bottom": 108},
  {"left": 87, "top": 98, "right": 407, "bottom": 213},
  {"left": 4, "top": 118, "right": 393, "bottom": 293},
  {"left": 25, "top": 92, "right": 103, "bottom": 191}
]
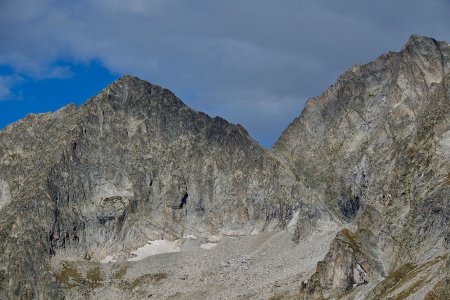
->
[
  {"left": 0, "top": 75, "right": 23, "bottom": 101},
  {"left": 40, "top": 65, "right": 72, "bottom": 79},
  {"left": 0, "top": 82, "right": 11, "bottom": 100}
]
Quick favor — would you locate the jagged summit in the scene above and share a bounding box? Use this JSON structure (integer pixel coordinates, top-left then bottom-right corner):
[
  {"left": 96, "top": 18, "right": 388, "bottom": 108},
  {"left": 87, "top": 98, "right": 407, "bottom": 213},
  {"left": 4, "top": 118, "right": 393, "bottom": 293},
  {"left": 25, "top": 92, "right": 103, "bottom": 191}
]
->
[
  {"left": 404, "top": 34, "right": 435, "bottom": 46},
  {"left": 274, "top": 34, "right": 449, "bottom": 153},
  {"left": 116, "top": 74, "right": 143, "bottom": 82},
  {"left": 108, "top": 74, "right": 154, "bottom": 88},
  {"left": 103, "top": 74, "right": 158, "bottom": 97},
  {"left": 85, "top": 74, "right": 187, "bottom": 113},
  {"left": 403, "top": 33, "right": 449, "bottom": 49},
  {"left": 84, "top": 74, "right": 255, "bottom": 143},
  {"left": 401, "top": 35, "right": 449, "bottom": 73}
]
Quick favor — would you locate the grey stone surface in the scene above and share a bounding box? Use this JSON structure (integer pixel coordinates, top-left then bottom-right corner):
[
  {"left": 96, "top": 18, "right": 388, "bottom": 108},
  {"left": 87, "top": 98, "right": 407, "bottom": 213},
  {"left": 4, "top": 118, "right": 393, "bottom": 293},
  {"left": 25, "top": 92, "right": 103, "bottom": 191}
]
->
[
  {"left": 275, "top": 34, "right": 450, "bottom": 298},
  {"left": 0, "top": 74, "right": 329, "bottom": 299}
]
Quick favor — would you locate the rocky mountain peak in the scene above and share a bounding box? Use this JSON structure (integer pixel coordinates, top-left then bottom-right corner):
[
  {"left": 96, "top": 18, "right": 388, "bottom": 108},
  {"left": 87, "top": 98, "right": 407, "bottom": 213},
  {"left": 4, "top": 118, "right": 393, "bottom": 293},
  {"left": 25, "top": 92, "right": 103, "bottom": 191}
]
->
[
  {"left": 401, "top": 34, "right": 449, "bottom": 81},
  {"left": 403, "top": 34, "right": 446, "bottom": 50},
  {"left": 275, "top": 35, "right": 450, "bottom": 298},
  {"left": 105, "top": 74, "right": 154, "bottom": 92},
  {"left": 88, "top": 74, "right": 185, "bottom": 114},
  {"left": 404, "top": 34, "right": 436, "bottom": 47}
]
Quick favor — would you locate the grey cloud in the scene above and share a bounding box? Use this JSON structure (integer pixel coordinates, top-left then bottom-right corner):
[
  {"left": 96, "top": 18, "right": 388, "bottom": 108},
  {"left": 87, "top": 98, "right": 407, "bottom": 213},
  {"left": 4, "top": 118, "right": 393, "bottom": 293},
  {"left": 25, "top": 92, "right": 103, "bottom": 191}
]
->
[{"left": 1, "top": 0, "right": 450, "bottom": 146}]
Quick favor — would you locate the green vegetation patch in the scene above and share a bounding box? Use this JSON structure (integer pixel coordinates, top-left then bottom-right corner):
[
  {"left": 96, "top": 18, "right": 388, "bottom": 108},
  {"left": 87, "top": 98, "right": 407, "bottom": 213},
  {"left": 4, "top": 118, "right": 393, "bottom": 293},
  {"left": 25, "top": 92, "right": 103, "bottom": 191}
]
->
[
  {"left": 425, "top": 279, "right": 450, "bottom": 300},
  {"left": 54, "top": 263, "right": 83, "bottom": 288},
  {"left": 366, "top": 255, "right": 447, "bottom": 299},
  {"left": 86, "top": 266, "right": 103, "bottom": 288},
  {"left": 339, "top": 228, "right": 363, "bottom": 253},
  {"left": 112, "top": 266, "right": 128, "bottom": 280},
  {"left": 269, "top": 292, "right": 291, "bottom": 300},
  {"left": 393, "top": 279, "right": 426, "bottom": 300},
  {"left": 54, "top": 262, "right": 105, "bottom": 289},
  {"left": 119, "top": 272, "right": 168, "bottom": 291}
]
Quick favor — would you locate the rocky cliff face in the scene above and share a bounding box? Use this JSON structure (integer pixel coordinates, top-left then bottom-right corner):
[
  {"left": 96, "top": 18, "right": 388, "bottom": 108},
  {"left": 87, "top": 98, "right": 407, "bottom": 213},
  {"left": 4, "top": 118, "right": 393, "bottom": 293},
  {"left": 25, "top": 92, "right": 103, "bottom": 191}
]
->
[
  {"left": 0, "top": 35, "right": 449, "bottom": 299},
  {"left": 0, "top": 75, "right": 318, "bottom": 299},
  {"left": 274, "top": 34, "right": 450, "bottom": 298}
]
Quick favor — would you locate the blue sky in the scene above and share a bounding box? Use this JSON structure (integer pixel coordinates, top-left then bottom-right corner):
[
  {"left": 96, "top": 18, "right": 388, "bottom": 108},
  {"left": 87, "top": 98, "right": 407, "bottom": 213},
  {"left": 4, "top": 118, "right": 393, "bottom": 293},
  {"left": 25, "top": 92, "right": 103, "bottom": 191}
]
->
[
  {"left": 1, "top": 0, "right": 450, "bottom": 147},
  {"left": 0, "top": 61, "right": 117, "bottom": 129}
]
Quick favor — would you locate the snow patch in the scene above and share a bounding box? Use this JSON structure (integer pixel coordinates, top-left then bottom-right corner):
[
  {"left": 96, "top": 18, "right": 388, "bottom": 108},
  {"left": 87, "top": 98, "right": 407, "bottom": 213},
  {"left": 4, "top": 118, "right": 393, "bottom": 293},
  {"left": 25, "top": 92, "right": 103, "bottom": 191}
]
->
[
  {"left": 208, "top": 235, "right": 223, "bottom": 242},
  {"left": 0, "top": 176, "right": 11, "bottom": 211},
  {"left": 200, "top": 243, "right": 218, "bottom": 250},
  {"left": 183, "top": 234, "right": 197, "bottom": 240},
  {"left": 287, "top": 210, "right": 300, "bottom": 232},
  {"left": 100, "top": 255, "right": 116, "bottom": 264},
  {"left": 437, "top": 130, "right": 450, "bottom": 160},
  {"left": 127, "top": 240, "right": 180, "bottom": 261}
]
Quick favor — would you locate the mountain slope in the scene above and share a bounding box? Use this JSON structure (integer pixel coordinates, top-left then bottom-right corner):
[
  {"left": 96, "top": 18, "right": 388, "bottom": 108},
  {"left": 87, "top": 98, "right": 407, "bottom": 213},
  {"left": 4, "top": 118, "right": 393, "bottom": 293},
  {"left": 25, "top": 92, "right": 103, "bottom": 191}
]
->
[
  {"left": 274, "top": 34, "right": 450, "bottom": 298},
  {"left": 0, "top": 75, "right": 335, "bottom": 299}
]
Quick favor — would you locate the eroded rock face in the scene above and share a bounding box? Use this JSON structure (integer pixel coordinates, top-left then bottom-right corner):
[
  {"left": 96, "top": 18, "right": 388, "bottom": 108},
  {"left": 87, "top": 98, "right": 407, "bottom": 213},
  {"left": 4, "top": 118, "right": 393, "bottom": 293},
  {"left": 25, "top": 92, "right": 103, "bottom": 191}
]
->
[
  {"left": 0, "top": 75, "right": 328, "bottom": 299},
  {"left": 275, "top": 35, "right": 450, "bottom": 298},
  {"left": 301, "top": 228, "right": 381, "bottom": 299},
  {"left": 42, "top": 76, "right": 306, "bottom": 258}
]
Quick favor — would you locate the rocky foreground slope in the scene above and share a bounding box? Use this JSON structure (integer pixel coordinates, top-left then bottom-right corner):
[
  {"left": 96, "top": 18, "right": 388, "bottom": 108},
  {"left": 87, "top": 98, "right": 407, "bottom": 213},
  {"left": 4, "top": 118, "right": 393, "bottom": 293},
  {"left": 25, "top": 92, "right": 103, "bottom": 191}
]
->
[{"left": 0, "top": 35, "right": 449, "bottom": 299}]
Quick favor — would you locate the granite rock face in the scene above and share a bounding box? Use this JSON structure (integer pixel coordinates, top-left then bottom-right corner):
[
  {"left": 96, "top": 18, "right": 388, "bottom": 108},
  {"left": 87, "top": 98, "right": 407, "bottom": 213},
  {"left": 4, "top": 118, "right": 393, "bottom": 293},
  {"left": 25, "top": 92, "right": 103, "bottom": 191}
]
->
[
  {"left": 275, "top": 35, "right": 450, "bottom": 298},
  {"left": 0, "top": 35, "right": 449, "bottom": 299},
  {"left": 0, "top": 75, "right": 323, "bottom": 299}
]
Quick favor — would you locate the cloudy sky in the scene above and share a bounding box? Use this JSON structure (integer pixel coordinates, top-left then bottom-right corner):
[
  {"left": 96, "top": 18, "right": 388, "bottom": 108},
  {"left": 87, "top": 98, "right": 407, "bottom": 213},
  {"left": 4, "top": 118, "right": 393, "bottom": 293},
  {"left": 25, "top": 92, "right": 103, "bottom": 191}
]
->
[{"left": 1, "top": 0, "right": 450, "bottom": 147}]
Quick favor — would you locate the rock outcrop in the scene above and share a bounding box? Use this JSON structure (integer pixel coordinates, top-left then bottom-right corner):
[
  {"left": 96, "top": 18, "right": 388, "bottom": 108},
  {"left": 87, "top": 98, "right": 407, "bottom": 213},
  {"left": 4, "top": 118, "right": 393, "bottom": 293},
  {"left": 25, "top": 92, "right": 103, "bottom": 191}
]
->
[
  {"left": 0, "top": 75, "right": 316, "bottom": 298},
  {"left": 275, "top": 34, "right": 450, "bottom": 298},
  {"left": 0, "top": 35, "right": 449, "bottom": 299}
]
